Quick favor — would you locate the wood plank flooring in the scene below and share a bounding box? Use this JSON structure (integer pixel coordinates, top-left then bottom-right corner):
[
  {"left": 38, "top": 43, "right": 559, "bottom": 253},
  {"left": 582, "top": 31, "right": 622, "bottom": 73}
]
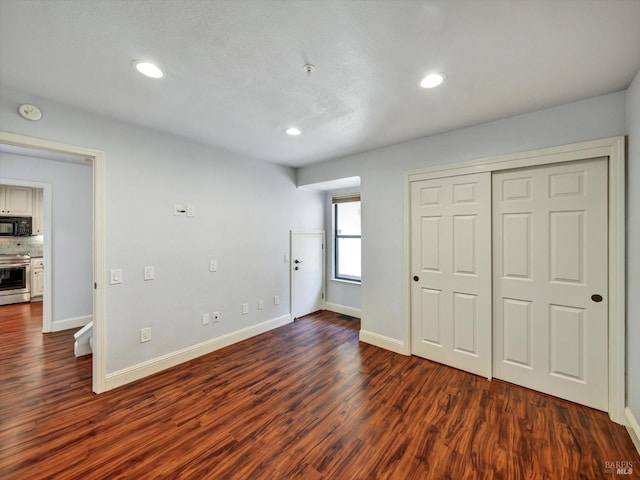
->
[{"left": 1, "top": 303, "right": 638, "bottom": 479}]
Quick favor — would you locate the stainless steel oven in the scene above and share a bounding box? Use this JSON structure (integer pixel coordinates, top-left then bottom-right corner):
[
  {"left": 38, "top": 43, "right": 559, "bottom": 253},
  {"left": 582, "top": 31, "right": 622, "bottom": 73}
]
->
[{"left": 0, "top": 255, "right": 31, "bottom": 305}]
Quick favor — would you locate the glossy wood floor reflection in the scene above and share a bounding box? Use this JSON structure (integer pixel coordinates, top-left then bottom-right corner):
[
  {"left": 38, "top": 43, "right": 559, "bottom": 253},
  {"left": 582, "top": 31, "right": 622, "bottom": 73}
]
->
[{"left": 1, "top": 304, "right": 639, "bottom": 479}]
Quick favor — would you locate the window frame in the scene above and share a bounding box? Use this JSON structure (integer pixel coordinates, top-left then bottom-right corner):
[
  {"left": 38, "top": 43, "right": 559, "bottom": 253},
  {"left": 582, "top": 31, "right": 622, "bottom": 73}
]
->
[{"left": 333, "top": 195, "right": 361, "bottom": 283}]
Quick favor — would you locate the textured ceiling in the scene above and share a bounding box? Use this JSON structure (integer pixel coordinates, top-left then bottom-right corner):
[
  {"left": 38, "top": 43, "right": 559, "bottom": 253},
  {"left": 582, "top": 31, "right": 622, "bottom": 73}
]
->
[{"left": 1, "top": 0, "right": 639, "bottom": 167}]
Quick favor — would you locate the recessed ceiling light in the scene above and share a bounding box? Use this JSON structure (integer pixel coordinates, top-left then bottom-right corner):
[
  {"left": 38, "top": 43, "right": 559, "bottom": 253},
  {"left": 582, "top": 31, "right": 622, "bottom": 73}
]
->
[
  {"left": 133, "top": 61, "right": 165, "bottom": 79},
  {"left": 286, "top": 127, "right": 301, "bottom": 136},
  {"left": 420, "top": 73, "right": 445, "bottom": 89}
]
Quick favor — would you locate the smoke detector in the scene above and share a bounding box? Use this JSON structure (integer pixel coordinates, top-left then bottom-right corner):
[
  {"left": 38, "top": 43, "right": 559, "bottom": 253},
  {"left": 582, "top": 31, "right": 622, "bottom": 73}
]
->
[{"left": 18, "top": 104, "right": 42, "bottom": 121}]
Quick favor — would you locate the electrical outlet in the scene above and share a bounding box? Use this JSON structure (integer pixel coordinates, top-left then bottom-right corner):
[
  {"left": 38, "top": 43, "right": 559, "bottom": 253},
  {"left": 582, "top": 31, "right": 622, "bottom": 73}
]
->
[
  {"left": 258, "top": 299, "right": 264, "bottom": 310},
  {"left": 209, "top": 260, "right": 217, "bottom": 272},
  {"left": 187, "top": 204, "right": 195, "bottom": 217},
  {"left": 202, "top": 313, "right": 210, "bottom": 325},
  {"left": 213, "top": 311, "right": 220, "bottom": 322},
  {"left": 274, "top": 295, "right": 280, "bottom": 305},
  {"left": 144, "top": 266, "right": 154, "bottom": 281},
  {"left": 140, "top": 327, "right": 151, "bottom": 343},
  {"left": 242, "top": 303, "right": 249, "bottom": 315},
  {"left": 110, "top": 269, "right": 123, "bottom": 285}
]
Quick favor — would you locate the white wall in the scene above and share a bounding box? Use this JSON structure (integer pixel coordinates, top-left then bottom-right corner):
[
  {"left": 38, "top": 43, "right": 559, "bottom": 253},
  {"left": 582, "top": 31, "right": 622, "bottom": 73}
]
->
[
  {"left": 298, "top": 91, "right": 627, "bottom": 346},
  {"left": 626, "top": 70, "right": 640, "bottom": 426},
  {"left": 0, "top": 87, "right": 324, "bottom": 375},
  {"left": 325, "top": 188, "right": 361, "bottom": 312},
  {"left": 0, "top": 154, "right": 93, "bottom": 324}
]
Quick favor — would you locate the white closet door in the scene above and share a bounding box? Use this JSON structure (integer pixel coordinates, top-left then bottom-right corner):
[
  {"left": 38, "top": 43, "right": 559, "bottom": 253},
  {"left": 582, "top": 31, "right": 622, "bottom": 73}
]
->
[
  {"left": 410, "top": 173, "right": 492, "bottom": 378},
  {"left": 493, "top": 158, "right": 608, "bottom": 411}
]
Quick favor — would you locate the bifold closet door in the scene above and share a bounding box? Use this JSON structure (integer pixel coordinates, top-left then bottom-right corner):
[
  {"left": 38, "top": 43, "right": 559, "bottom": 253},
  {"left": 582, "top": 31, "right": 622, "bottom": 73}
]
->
[
  {"left": 410, "top": 173, "right": 492, "bottom": 378},
  {"left": 492, "top": 158, "right": 608, "bottom": 411}
]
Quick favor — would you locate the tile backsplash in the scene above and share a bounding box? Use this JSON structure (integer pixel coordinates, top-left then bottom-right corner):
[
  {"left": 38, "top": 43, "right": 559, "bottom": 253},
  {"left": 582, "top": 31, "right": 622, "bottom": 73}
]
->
[{"left": 0, "top": 236, "right": 44, "bottom": 257}]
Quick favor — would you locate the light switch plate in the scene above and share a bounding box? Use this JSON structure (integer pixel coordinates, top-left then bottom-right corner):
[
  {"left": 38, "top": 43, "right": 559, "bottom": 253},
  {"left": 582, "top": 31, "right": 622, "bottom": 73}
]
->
[
  {"left": 242, "top": 303, "right": 249, "bottom": 315},
  {"left": 209, "top": 260, "right": 217, "bottom": 272},
  {"left": 202, "top": 313, "right": 210, "bottom": 325},
  {"left": 144, "top": 266, "right": 154, "bottom": 281},
  {"left": 140, "top": 327, "right": 151, "bottom": 343},
  {"left": 110, "top": 269, "right": 123, "bottom": 285},
  {"left": 174, "top": 204, "right": 185, "bottom": 216},
  {"left": 274, "top": 295, "right": 280, "bottom": 305},
  {"left": 258, "top": 299, "right": 264, "bottom": 310},
  {"left": 187, "top": 204, "right": 195, "bottom": 217}
]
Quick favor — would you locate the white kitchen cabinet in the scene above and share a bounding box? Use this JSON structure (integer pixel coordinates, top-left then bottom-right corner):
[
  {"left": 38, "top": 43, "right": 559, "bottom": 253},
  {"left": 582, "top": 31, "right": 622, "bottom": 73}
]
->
[
  {"left": 31, "top": 257, "right": 44, "bottom": 300},
  {"left": 0, "top": 185, "right": 33, "bottom": 216},
  {"left": 32, "top": 188, "right": 44, "bottom": 235}
]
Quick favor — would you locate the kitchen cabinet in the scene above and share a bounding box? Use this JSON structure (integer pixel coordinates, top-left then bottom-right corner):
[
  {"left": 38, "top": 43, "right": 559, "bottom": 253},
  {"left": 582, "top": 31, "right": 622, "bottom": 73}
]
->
[
  {"left": 32, "top": 188, "right": 44, "bottom": 235},
  {"left": 0, "top": 185, "right": 33, "bottom": 216},
  {"left": 31, "top": 257, "right": 44, "bottom": 300}
]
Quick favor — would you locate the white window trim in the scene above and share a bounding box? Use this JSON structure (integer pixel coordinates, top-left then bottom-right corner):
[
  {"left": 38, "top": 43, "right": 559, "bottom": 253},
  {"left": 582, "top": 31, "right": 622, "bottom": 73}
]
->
[{"left": 333, "top": 197, "right": 361, "bottom": 283}]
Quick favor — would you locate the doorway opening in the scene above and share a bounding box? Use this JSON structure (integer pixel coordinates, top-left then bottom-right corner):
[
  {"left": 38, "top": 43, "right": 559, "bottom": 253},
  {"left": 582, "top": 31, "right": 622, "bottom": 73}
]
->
[
  {"left": 0, "top": 131, "right": 106, "bottom": 393},
  {"left": 297, "top": 176, "right": 362, "bottom": 319},
  {"left": 0, "top": 178, "right": 52, "bottom": 329}
]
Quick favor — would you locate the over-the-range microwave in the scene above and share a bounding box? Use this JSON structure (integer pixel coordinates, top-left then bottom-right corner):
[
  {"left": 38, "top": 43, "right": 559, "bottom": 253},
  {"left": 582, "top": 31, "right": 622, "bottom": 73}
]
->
[{"left": 0, "top": 216, "right": 32, "bottom": 236}]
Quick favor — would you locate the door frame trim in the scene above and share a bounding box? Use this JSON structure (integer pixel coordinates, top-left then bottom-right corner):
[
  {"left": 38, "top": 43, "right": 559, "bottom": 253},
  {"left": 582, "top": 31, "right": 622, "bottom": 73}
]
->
[
  {"left": 405, "top": 136, "right": 626, "bottom": 424},
  {"left": 0, "top": 130, "right": 107, "bottom": 394}
]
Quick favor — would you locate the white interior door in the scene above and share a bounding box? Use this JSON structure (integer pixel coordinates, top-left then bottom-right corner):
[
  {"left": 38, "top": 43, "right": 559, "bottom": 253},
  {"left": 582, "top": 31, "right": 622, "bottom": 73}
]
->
[
  {"left": 493, "top": 158, "right": 608, "bottom": 410},
  {"left": 291, "top": 231, "right": 324, "bottom": 319},
  {"left": 410, "top": 173, "right": 492, "bottom": 378}
]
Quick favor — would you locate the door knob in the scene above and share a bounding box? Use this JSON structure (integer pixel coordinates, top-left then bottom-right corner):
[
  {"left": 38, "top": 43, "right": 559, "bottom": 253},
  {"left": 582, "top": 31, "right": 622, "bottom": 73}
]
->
[
  {"left": 413, "top": 276, "right": 419, "bottom": 282},
  {"left": 295, "top": 266, "right": 299, "bottom": 271},
  {"left": 294, "top": 259, "right": 302, "bottom": 264},
  {"left": 591, "top": 294, "right": 603, "bottom": 303}
]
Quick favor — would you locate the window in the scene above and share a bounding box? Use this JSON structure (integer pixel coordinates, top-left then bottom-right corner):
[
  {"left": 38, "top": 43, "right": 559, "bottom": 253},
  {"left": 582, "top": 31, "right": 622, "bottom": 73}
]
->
[{"left": 333, "top": 194, "right": 361, "bottom": 282}]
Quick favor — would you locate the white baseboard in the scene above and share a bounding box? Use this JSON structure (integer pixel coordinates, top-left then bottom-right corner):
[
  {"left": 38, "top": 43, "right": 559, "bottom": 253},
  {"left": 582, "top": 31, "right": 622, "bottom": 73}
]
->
[
  {"left": 359, "top": 329, "right": 409, "bottom": 356},
  {"left": 105, "top": 314, "right": 293, "bottom": 391},
  {"left": 74, "top": 342, "right": 92, "bottom": 357},
  {"left": 324, "top": 302, "right": 361, "bottom": 318},
  {"left": 625, "top": 407, "right": 640, "bottom": 455},
  {"left": 51, "top": 315, "right": 92, "bottom": 332}
]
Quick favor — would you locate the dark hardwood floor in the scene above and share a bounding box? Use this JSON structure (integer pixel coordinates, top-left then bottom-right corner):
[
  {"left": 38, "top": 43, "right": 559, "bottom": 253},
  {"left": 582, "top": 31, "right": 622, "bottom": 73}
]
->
[{"left": 1, "top": 303, "right": 638, "bottom": 479}]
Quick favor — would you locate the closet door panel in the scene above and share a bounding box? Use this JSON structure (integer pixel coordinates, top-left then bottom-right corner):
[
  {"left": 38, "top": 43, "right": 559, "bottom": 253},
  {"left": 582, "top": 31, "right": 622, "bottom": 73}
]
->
[{"left": 410, "top": 173, "right": 492, "bottom": 378}]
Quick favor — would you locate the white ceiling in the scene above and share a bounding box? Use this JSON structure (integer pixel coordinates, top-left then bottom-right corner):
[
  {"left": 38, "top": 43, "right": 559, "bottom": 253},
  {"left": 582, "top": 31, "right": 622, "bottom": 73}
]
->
[{"left": 1, "top": 0, "right": 639, "bottom": 168}]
